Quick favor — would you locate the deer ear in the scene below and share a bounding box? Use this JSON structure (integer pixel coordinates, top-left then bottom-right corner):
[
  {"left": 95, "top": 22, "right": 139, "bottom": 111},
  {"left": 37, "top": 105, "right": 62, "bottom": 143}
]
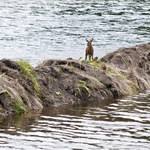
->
[
  {"left": 90, "top": 39, "right": 93, "bottom": 42},
  {"left": 86, "top": 39, "right": 89, "bottom": 42}
]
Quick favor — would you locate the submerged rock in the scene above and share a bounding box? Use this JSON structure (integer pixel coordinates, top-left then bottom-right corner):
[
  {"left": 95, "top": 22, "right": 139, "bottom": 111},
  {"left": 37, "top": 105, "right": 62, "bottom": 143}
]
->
[{"left": 0, "top": 42, "right": 150, "bottom": 117}]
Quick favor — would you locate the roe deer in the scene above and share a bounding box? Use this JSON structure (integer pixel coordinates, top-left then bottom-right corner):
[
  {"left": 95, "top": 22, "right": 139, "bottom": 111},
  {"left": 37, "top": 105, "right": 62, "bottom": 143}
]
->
[{"left": 85, "top": 39, "right": 94, "bottom": 61}]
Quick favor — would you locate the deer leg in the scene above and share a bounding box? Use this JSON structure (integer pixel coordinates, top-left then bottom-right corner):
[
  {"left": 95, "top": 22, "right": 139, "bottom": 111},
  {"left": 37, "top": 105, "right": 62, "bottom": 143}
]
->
[
  {"left": 89, "top": 55, "right": 91, "bottom": 61},
  {"left": 85, "top": 54, "right": 87, "bottom": 60},
  {"left": 92, "top": 55, "right": 93, "bottom": 60}
]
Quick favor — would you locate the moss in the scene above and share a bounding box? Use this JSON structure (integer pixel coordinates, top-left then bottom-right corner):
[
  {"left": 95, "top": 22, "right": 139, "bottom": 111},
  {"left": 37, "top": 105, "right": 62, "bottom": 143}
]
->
[
  {"left": 16, "top": 59, "right": 41, "bottom": 97},
  {"left": 12, "top": 100, "right": 28, "bottom": 114},
  {"left": 1, "top": 90, "right": 28, "bottom": 115},
  {"left": 10, "top": 94, "right": 28, "bottom": 115}
]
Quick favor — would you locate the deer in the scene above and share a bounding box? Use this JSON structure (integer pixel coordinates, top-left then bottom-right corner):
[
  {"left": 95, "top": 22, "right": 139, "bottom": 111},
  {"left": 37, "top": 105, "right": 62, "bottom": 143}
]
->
[{"left": 85, "top": 39, "right": 94, "bottom": 61}]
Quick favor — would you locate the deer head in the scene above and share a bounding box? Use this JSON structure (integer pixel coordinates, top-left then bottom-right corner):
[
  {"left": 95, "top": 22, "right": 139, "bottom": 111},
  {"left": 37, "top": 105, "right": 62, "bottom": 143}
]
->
[{"left": 86, "top": 39, "right": 93, "bottom": 46}]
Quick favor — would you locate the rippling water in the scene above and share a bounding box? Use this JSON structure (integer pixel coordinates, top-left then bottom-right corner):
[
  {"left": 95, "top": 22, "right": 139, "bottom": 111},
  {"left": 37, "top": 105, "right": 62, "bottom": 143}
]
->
[
  {"left": 0, "top": 1, "right": 150, "bottom": 149},
  {"left": 0, "top": 0, "right": 150, "bottom": 67},
  {"left": 0, "top": 90, "right": 150, "bottom": 149}
]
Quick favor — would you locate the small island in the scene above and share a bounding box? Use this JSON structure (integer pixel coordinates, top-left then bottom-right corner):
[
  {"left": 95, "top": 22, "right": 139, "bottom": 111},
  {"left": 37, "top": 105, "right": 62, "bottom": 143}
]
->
[{"left": 0, "top": 42, "right": 150, "bottom": 117}]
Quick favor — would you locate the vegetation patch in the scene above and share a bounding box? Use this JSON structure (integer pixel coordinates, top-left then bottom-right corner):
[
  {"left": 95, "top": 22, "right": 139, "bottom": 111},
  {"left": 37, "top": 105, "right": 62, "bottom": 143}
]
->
[
  {"left": 92, "top": 78, "right": 106, "bottom": 89},
  {"left": 106, "top": 67, "right": 138, "bottom": 95},
  {"left": 123, "top": 80, "right": 138, "bottom": 95},
  {"left": 75, "top": 80, "right": 94, "bottom": 98},
  {"left": 81, "top": 60, "right": 91, "bottom": 64},
  {"left": 11, "top": 99, "right": 28, "bottom": 114},
  {"left": 81, "top": 60, "right": 106, "bottom": 69},
  {"left": 82, "top": 60, "right": 100, "bottom": 68},
  {"left": 0, "top": 89, "right": 28, "bottom": 115},
  {"left": 0, "top": 73, "right": 5, "bottom": 77},
  {"left": 11, "top": 94, "right": 28, "bottom": 114},
  {"left": 105, "top": 67, "right": 117, "bottom": 75},
  {"left": 7, "top": 92, "right": 27, "bottom": 114},
  {"left": 16, "top": 59, "right": 41, "bottom": 96},
  {"left": 106, "top": 67, "right": 128, "bottom": 80}
]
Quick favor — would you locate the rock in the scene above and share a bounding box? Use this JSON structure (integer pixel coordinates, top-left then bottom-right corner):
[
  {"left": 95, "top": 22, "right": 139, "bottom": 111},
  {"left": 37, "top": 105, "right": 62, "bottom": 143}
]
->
[
  {"left": 0, "top": 59, "right": 43, "bottom": 117},
  {"left": 147, "top": 52, "right": 150, "bottom": 61}
]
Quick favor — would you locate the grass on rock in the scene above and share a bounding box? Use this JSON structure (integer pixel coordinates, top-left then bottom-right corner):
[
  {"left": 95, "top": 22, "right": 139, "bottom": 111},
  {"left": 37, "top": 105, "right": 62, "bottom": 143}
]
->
[{"left": 16, "top": 59, "right": 41, "bottom": 96}]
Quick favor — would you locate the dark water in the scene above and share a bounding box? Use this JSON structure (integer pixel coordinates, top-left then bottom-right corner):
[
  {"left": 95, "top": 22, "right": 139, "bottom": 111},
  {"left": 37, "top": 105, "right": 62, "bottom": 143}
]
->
[
  {"left": 0, "top": 0, "right": 150, "bottom": 149},
  {"left": 0, "top": 91, "right": 150, "bottom": 150},
  {"left": 0, "top": 0, "right": 150, "bottom": 67}
]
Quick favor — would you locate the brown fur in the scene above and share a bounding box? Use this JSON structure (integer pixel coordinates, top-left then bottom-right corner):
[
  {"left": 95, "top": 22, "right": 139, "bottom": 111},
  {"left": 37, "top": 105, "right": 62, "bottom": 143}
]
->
[{"left": 85, "top": 39, "right": 94, "bottom": 61}]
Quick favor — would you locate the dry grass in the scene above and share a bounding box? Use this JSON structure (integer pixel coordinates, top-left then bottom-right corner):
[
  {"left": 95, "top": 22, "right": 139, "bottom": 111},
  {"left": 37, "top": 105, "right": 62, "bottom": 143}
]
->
[{"left": 75, "top": 80, "right": 94, "bottom": 98}]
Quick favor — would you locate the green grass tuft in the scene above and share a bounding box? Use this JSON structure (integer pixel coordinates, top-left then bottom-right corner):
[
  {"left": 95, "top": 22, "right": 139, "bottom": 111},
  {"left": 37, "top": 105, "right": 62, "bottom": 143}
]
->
[
  {"left": 12, "top": 101, "right": 28, "bottom": 114},
  {"left": 10, "top": 95, "right": 28, "bottom": 115},
  {"left": 16, "top": 59, "right": 41, "bottom": 96},
  {"left": 106, "top": 67, "right": 129, "bottom": 80},
  {"left": 82, "top": 60, "right": 106, "bottom": 69},
  {"left": 0, "top": 73, "right": 5, "bottom": 77},
  {"left": 81, "top": 60, "right": 91, "bottom": 63},
  {"left": 105, "top": 67, "right": 117, "bottom": 74}
]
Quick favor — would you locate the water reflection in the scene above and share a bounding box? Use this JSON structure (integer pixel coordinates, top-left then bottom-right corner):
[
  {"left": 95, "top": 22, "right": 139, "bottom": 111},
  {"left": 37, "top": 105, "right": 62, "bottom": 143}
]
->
[{"left": 0, "top": 91, "right": 150, "bottom": 149}]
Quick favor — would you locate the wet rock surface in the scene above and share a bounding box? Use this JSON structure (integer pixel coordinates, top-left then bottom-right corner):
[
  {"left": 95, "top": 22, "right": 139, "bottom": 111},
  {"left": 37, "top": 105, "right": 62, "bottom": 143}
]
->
[{"left": 0, "top": 42, "right": 150, "bottom": 117}]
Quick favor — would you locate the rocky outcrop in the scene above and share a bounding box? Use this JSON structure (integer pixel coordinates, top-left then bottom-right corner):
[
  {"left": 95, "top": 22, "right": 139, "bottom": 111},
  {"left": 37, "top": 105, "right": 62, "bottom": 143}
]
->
[
  {"left": 101, "top": 42, "right": 150, "bottom": 91},
  {"left": 0, "top": 59, "right": 43, "bottom": 117},
  {"left": 0, "top": 42, "right": 150, "bottom": 117}
]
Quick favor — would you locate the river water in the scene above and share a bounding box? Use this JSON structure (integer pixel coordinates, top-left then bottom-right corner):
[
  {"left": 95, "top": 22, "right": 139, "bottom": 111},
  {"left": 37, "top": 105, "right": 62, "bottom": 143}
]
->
[
  {"left": 0, "top": 91, "right": 150, "bottom": 150},
  {"left": 0, "top": 0, "right": 150, "bottom": 67},
  {"left": 0, "top": 0, "right": 150, "bottom": 149}
]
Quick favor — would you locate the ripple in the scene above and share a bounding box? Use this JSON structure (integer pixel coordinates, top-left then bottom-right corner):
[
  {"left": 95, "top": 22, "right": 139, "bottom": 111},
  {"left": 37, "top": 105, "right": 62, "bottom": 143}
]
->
[
  {"left": 0, "top": 0, "right": 150, "bottom": 66},
  {"left": 0, "top": 0, "right": 150, "bottom": 149}
]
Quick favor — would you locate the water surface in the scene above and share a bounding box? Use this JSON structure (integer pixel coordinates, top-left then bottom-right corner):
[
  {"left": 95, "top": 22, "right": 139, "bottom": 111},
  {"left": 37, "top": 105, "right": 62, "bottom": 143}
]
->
[
  {"left": 0, "top": 91, "right": 150, "bottom": 149},
  {"left": 0, "top": 0, "right": 150, "bottom": 67},
  {"left": 0, "top": 1, "right": 150, "bottom": 149}
]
